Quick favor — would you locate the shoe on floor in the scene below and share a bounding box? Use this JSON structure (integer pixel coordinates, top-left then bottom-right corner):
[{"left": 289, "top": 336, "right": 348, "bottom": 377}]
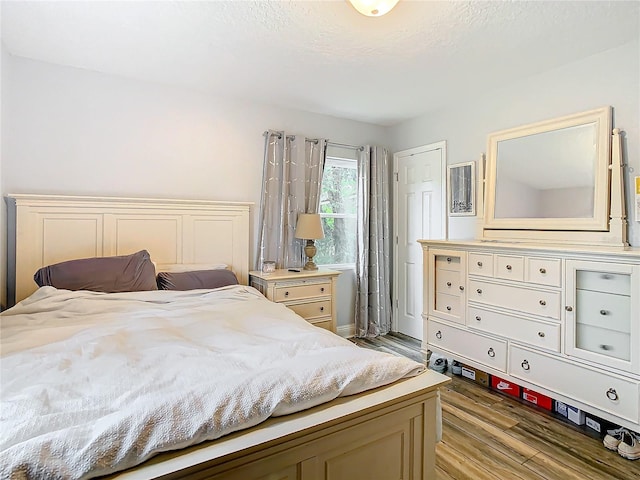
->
[
  {"left": 618, "top": 430, "right": 640, "bottom": 461},
  {"left": 603, "top": 427, "right": 627, "bottom": 451}
]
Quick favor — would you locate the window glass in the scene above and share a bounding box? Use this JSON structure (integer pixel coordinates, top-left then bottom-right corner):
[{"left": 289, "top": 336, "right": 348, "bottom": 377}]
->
[{"left": 315, "top": 157, "right": 357, "bottom": 266}]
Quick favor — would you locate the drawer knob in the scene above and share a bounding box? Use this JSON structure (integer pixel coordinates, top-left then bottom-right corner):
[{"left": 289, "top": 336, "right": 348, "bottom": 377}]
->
[
  {"left": 601, "top": 274, "right": 612, "bottom": 280},
  {"left": 599, "top": 310, "right": 609, "bottom": 316},
  {"left": 477, "top": 261, "right": 483, "bottom": 267},
  {"left": 320, "top": 306, "right": 325, "bottom": 312},
  {"left": 446, "top": 305, "right": 452, "bottom": 311},
  {"left": 476, "top": 288, "right": 483, "bottom": 294},
  {"left": 475, "top": 315, "right": 481, "bottom": 321},
  {"left": 435, "top": 330, "right": 442, "bottom": 339},
  {"left": 285, "top": 291, "right": 289, "bottom": 297},
  {"left": 446, "top": 257, "right": 452, "bottom": 263},
  {"left": 506, "top": 264, "right": 512, "bottom": 270},
  {"left": 320, "top": 287, "right": 325, "bottom": 292},
  {"left": 538, "top": 331, "right": 545, "bottom": 338},
  {"left": 599, "top": 344, "right": 612, "bottom": 351},
  {"left": 565, "top": 306, "right": 573, "bottom": 312},
  {"left": 487, "top": 348, "right": 495, "bottom": 358},
  {"left": 606, "top": 388, "right": 619, "bottom": 401},
  {"left": 539, "top": 300, "right": 546, "bottom": 306},
  {"left": 521, "top": 360, "right": 530, "bottom": 371},
  {"left": 539, "top": 268, "right": 546, "bottom": 274},
  {"left": 446, "top": 281, "right": 452, "bottom": 287},
  {"left": 459, "top": 285, "right": 464, "bottom": 291}
]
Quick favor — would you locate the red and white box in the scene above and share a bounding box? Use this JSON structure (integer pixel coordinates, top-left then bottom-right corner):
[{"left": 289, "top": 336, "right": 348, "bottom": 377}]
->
[
  {"left": 522, "top": 388, "right": 553, "bottom": 410},
  {"left": 490, "top": 376, "right": 521, "bottom": 398}
]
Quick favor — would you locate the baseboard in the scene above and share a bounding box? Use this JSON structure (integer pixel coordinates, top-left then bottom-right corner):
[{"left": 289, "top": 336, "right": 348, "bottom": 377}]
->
[{"left": 337, "top": 324, "right": 355, "bottom": 338}]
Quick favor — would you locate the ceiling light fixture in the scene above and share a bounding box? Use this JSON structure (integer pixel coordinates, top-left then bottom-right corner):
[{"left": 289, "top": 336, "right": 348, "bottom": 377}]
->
[{"left": 347, "top": 0, "right": 400, "bottom": 17}]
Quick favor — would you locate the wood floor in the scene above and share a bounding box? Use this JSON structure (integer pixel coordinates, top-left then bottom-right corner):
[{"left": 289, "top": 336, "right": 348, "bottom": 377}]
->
[{"left": 351, "top": 333, "right": 640, "bottom": 480}]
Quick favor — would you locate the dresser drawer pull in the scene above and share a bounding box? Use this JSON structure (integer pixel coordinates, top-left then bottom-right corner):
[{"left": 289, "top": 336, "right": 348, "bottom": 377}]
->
[
  {"left": 506, "top": 264, "right": 512, "bottom": 270},
  {"left": 539, "top": 300, "right": 546, "bottom": 306},
  {"left": 435, "top": 330, "right": 442, "bottom": 339},
  {"left": 320, "top": 306, "right": 325, "bottom": 312},
  {"left": 601, "top": 274, "right": 612, "bottom": 280},
  {"left": 446, "top": 281, "right": 452, "bottom": 287},
  {"left": 476, "top": 288, "right": 482, "bottom": 294},
  {"left": 446, "top": 257, "right": 452, "bottom": 263},
  {"left": 285, "top": 291, "right": 289, "bottom": 297},
  {"left": 599, "top": 344, "right": 612, "bottom": 351},
  {"left": 539, "top": 267, "right": 546, "bottom": 274},
  {"left": 600, "top": 309, "right": 609, "bottom": 316},
  {"left": 487, "top": 348, "right": 495, "bottom": 358},
  {"left": 320, "top": 287, "right": 325, "bottom": 293},
  {"left": 606, "top": 388, "right": 619, "bottom": 401},
  {"left": 459, "top": 285, "right": 464, "bottom": 291},
  {"left": 538, "top": 331, "right": 545, "bottom": 337},
  {"left": 477, "top": 261, "right": 483, "bottom": 267},
  {"left": 475, "top": 315, "right": 481, "bottom": 321},
  {"left": 521, "top": 360, "right": 530, "bottom": 371},
  {"left": 565, "top": 306, "right": 573, "bottom": 312},
  {"left": 446, "top": 306, "right": 452, "bottom": 311}
]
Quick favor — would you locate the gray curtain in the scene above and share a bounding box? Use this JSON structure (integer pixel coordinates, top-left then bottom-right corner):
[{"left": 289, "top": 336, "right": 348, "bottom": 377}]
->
[
  {"left": 256, "top": 131, "right": 327, "bottom": 270},
  {"left": 355, "top": 146, "right": 392, "bottom": 337}
]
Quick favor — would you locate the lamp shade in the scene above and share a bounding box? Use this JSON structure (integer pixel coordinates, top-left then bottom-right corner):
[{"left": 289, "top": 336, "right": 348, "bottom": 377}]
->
[
  {"left": 347, "top": 0, "right": 399, "bottom": 17},
  {"left": 295, "top": 214, "right": 324, "bottom": 240}
]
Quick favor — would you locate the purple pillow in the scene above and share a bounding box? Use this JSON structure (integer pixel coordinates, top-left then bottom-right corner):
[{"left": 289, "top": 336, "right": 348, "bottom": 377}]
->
[
  {"left": 156, "top": 269, "right": 238, "bottom": 290},
  {"left": 34, "top": 250, "right": 158, "bottom": 293}
]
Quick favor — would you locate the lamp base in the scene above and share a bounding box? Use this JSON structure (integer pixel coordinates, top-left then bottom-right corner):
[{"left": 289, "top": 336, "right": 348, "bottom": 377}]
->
[{"left": 303, "top": 239, "right": 319, "bottom": 271}]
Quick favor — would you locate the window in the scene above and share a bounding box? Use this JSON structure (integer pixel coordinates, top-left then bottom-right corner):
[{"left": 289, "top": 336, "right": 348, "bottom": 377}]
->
[{"left": 315, "top": 156, "right": 357, "bottom": 267}]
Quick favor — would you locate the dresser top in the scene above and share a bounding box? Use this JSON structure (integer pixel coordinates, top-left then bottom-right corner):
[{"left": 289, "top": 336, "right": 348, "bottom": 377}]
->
[
  {"left": 418, "top": 239, "right": 640, "bottom": 260},
  {"left": 249, "top": 269, "right": 341, "bottom": 281}
]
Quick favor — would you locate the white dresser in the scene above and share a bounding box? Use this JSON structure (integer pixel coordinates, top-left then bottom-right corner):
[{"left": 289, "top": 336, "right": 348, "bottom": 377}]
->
[{"left": 420, "top": 240, "right": 640, "bottom": 432}]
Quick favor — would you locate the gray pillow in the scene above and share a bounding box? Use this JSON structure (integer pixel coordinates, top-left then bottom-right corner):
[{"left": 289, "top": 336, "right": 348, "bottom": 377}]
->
[
  {"left": 34, "top": 250, "right": 158, "bottom": 293},
  {"left": 156, "top": 269, "right": 238, "bottom": 290}
]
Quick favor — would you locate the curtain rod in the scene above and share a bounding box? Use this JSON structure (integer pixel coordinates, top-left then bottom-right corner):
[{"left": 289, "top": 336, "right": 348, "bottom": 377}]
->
[{"left": 262, "top": 131, "right": 319, "bottom": 144}]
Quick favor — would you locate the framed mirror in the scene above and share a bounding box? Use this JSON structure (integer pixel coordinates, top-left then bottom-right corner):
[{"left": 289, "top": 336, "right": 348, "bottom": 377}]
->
[{"left": 481, "top": 106, "right": 627, "bottom": 245}]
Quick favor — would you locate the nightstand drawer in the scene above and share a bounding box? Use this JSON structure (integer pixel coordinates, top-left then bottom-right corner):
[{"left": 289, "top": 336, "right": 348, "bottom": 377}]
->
[
  {"left": 288, "top": 300, "right": 331, "bottom": 320},
  {"left": 309, "top": 318, "right": 333, "bottom": 331},
  {"left": 274, "top": 282, "right": 331, "bottom": 302}
]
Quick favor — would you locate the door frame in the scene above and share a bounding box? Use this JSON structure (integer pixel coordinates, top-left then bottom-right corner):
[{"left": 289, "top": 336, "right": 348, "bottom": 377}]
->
[{"left": 392, "top": 141, "right": 448, "bottom": 334}]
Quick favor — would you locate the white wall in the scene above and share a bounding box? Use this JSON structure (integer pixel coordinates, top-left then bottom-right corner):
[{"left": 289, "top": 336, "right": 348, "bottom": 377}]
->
[
  {"left": 1, "top": 53, "right": 389, "bottom": 323},
  {"left": 390, "top": 40, "right": 640, "bottom": 246}
]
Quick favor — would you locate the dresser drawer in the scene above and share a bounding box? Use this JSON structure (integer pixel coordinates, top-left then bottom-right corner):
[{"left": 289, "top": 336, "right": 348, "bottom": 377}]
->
[
  {"left": 526, "top": 257, "right": 562, "bottom": 287},
  {"left": 436, "top": 269, "right": 463, "bottom": 294},
  {"left": 288, "top": 300, "right": 332, "bottom": 320},
  {"left": 429, "top": 320, "right": 507, "bottom": 372},
  {"left": 468, "top": 305, "right": 560, "bottom": 352},
  {"left": 308, "top": 318, "right": 333, "bottom": 331},
  {"left": 509, "top": 345, "right": 639, "bottom": 423},
  {"left": 274, "top": 282, "right": 331, "bottom": 302},
  {"left": 468, "top": 253, "right": 494, "bottom": 277},
  {"left": 435, "top": 293, "right": 462, "bottom": 318},
  {"left": 469, "top": 279, "right": 561, "bottom": 320},
  {"left": 435, "top": 254, "right": 461, "bottom": 271},
  {"left": 576, "top": 324, "right": 631, "bottom": 362},
  {"left": 576, "top": 290, "right": 630, "bottom": 333},
  {"left": 495, "top": 255, "right": 525, "bottom": 282},
  {"left": 576, "top": 270, "right": 631, "bottom": 296}
]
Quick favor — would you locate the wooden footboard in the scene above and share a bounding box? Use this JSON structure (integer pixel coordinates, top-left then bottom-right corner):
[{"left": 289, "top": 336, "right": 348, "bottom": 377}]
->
[{"left": 109, "top": 371, "right": 450, "bottom": 480}]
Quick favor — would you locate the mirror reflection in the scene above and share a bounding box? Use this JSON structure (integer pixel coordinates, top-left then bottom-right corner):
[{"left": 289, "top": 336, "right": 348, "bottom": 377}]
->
[{"left": 494, "top": 123, "right": 597, "bottom": 219}]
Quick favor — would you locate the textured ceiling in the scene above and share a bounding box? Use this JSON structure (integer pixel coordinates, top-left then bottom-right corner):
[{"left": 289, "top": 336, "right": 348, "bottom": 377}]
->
[{"left": 1, "top": 1, "right": 638, "bottom": 126}]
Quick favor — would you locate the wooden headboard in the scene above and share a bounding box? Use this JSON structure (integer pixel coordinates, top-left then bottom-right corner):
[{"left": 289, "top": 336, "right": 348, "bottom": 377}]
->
[{"left": 6, "top": 194, "right": 252, "bottom": 306}]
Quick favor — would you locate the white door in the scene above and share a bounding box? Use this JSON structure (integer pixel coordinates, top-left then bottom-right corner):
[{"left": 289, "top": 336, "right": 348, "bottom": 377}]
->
[{"left": 393, "top": 142, "right": 446, "bottom": 340}]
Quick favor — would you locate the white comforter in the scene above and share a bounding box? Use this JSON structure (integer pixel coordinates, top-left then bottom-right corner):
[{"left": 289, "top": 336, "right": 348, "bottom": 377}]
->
[{"left": 0, "top": 285, "right": 424, "bottom": 479}]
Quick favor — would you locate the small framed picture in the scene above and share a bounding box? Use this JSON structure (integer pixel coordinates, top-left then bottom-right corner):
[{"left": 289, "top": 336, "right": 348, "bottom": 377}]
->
[{"left": 448, "top": 162, "right": 476, "bottom": 216}]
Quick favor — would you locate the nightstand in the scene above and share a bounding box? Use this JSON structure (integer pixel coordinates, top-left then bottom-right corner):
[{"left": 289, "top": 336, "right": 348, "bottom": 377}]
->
[{"left": 249, "top": 269, "right": 341, "bottom": 333}]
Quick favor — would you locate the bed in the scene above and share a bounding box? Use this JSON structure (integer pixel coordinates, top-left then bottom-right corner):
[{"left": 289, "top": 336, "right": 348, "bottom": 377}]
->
[{"left": 2, "top": 194, "right": 450, "bottom": 480}]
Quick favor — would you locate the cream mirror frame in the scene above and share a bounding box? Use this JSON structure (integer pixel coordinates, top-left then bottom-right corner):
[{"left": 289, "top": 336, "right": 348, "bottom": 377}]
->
[{"left": 480, "top": 106, "right": 628, "bottom": 246}]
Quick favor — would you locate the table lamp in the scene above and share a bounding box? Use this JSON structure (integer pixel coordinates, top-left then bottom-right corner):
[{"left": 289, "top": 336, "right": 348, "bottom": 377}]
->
[{"left": 294, "top": 213, "right": 324, "bottom": 271}]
